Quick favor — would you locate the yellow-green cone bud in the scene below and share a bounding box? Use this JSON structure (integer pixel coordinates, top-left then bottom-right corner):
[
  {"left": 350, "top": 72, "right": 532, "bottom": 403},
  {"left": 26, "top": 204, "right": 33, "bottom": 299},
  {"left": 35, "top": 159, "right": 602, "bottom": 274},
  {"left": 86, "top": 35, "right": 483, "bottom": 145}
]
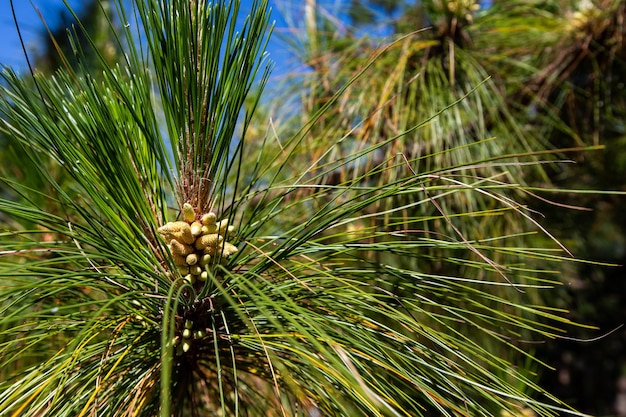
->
[
  {"left": 184, "top": 320, "right": 193, "bottom": 329},
  {"left": 182, "top": 329, "right": 192, "bottom": 339},
  {"left": 201, "top": 212, "right": 217, "bottom": 226},
  {"left": 202, "top": 224, "right": 217, "bottom": 235},
  {"left": 199, "top": 271, "right": 208, "bottom": 281},
  {"left": 182, "top": 203, "right": 195, "bottom": 223},
  {"left": 190, "top": 221, "right": 203, "bottom": 237},
  {"left": 189, "top": 265, "right": 202, "bottom": 276},
  {"left": 195, "top": 233, "right": 222, "bottom": 251},
  {"left": 172, "top": 252, "right": 187, "bottom": 267},
  {"left": 170, "top": 239, "right": 193, "bottom": 256},
  {"left": 182, "top": 341, "right": 191, "bottom": 353},
  {"left": 158, "top": 221, "right": 194, "bottom": 245},
  {"left": 217, "top": 219, "right": 230, "bottom": 235},
  {"left": 219, "top": 242, "right": 239, "bottom": 257},
  {"left": 199, "top": 253, "right": 211, "bottom": 267},
  {"left": 183, "top": 274, "right": 196, "bottom": 285},
  {"left": 186, "top": 253, "right": 198, "bottom": 266}
]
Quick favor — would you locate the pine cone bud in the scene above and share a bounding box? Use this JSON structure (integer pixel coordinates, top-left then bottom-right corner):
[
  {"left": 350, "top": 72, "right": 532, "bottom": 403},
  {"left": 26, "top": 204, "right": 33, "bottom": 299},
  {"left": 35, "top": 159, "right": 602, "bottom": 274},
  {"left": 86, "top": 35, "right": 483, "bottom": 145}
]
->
[
  {"left": 195, "top": 233, "right": 223, "bottom": 251},
  {"left": 182, "top": 203, "right": 196, "bottom": 223},
  {"left": 158, "top": 221, "right": 194, "bottom": 245}
]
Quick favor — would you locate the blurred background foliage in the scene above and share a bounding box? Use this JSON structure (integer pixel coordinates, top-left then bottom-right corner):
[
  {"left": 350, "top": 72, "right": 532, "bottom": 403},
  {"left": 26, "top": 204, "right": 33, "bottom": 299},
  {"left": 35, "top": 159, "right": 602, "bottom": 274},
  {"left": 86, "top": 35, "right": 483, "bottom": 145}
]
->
[
  {"left": 267, "top": 0, "right": 626, "bottom": 415},
  {"left": 1, "top": 0, "right": 625, "bottom": 415}
]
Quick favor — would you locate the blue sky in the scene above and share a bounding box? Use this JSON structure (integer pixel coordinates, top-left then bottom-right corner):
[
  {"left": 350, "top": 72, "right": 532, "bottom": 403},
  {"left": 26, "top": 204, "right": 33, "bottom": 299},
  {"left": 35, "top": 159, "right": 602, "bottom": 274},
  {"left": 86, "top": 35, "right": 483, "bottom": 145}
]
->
[
  {"left": 0, "top": 1, "right": 88, "bottom": 70},
  {"left": 0, "top": 0, "right": 302, "bottom": 77}
]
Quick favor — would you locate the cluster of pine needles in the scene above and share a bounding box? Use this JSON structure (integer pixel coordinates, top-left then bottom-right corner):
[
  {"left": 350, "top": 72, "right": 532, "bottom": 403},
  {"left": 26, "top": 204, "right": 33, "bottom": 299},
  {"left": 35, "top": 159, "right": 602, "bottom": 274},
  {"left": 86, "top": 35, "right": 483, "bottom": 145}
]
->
[{"left": 0, "top": 0, "right": 612, "bottom": 416}]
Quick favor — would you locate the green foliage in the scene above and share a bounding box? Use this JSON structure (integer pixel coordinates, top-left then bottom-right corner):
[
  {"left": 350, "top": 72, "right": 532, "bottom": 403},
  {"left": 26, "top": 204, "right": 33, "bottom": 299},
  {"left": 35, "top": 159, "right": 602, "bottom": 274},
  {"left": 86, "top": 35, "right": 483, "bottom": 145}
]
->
[
  {"left": 268, "top": 0, "right": 626, "bottom": 414},
  {"left": 35, "top": 0, "right": 123, "bottom": 72},
  {"left": 0, "top": 0, "right": 615, "bottom": 416}
]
